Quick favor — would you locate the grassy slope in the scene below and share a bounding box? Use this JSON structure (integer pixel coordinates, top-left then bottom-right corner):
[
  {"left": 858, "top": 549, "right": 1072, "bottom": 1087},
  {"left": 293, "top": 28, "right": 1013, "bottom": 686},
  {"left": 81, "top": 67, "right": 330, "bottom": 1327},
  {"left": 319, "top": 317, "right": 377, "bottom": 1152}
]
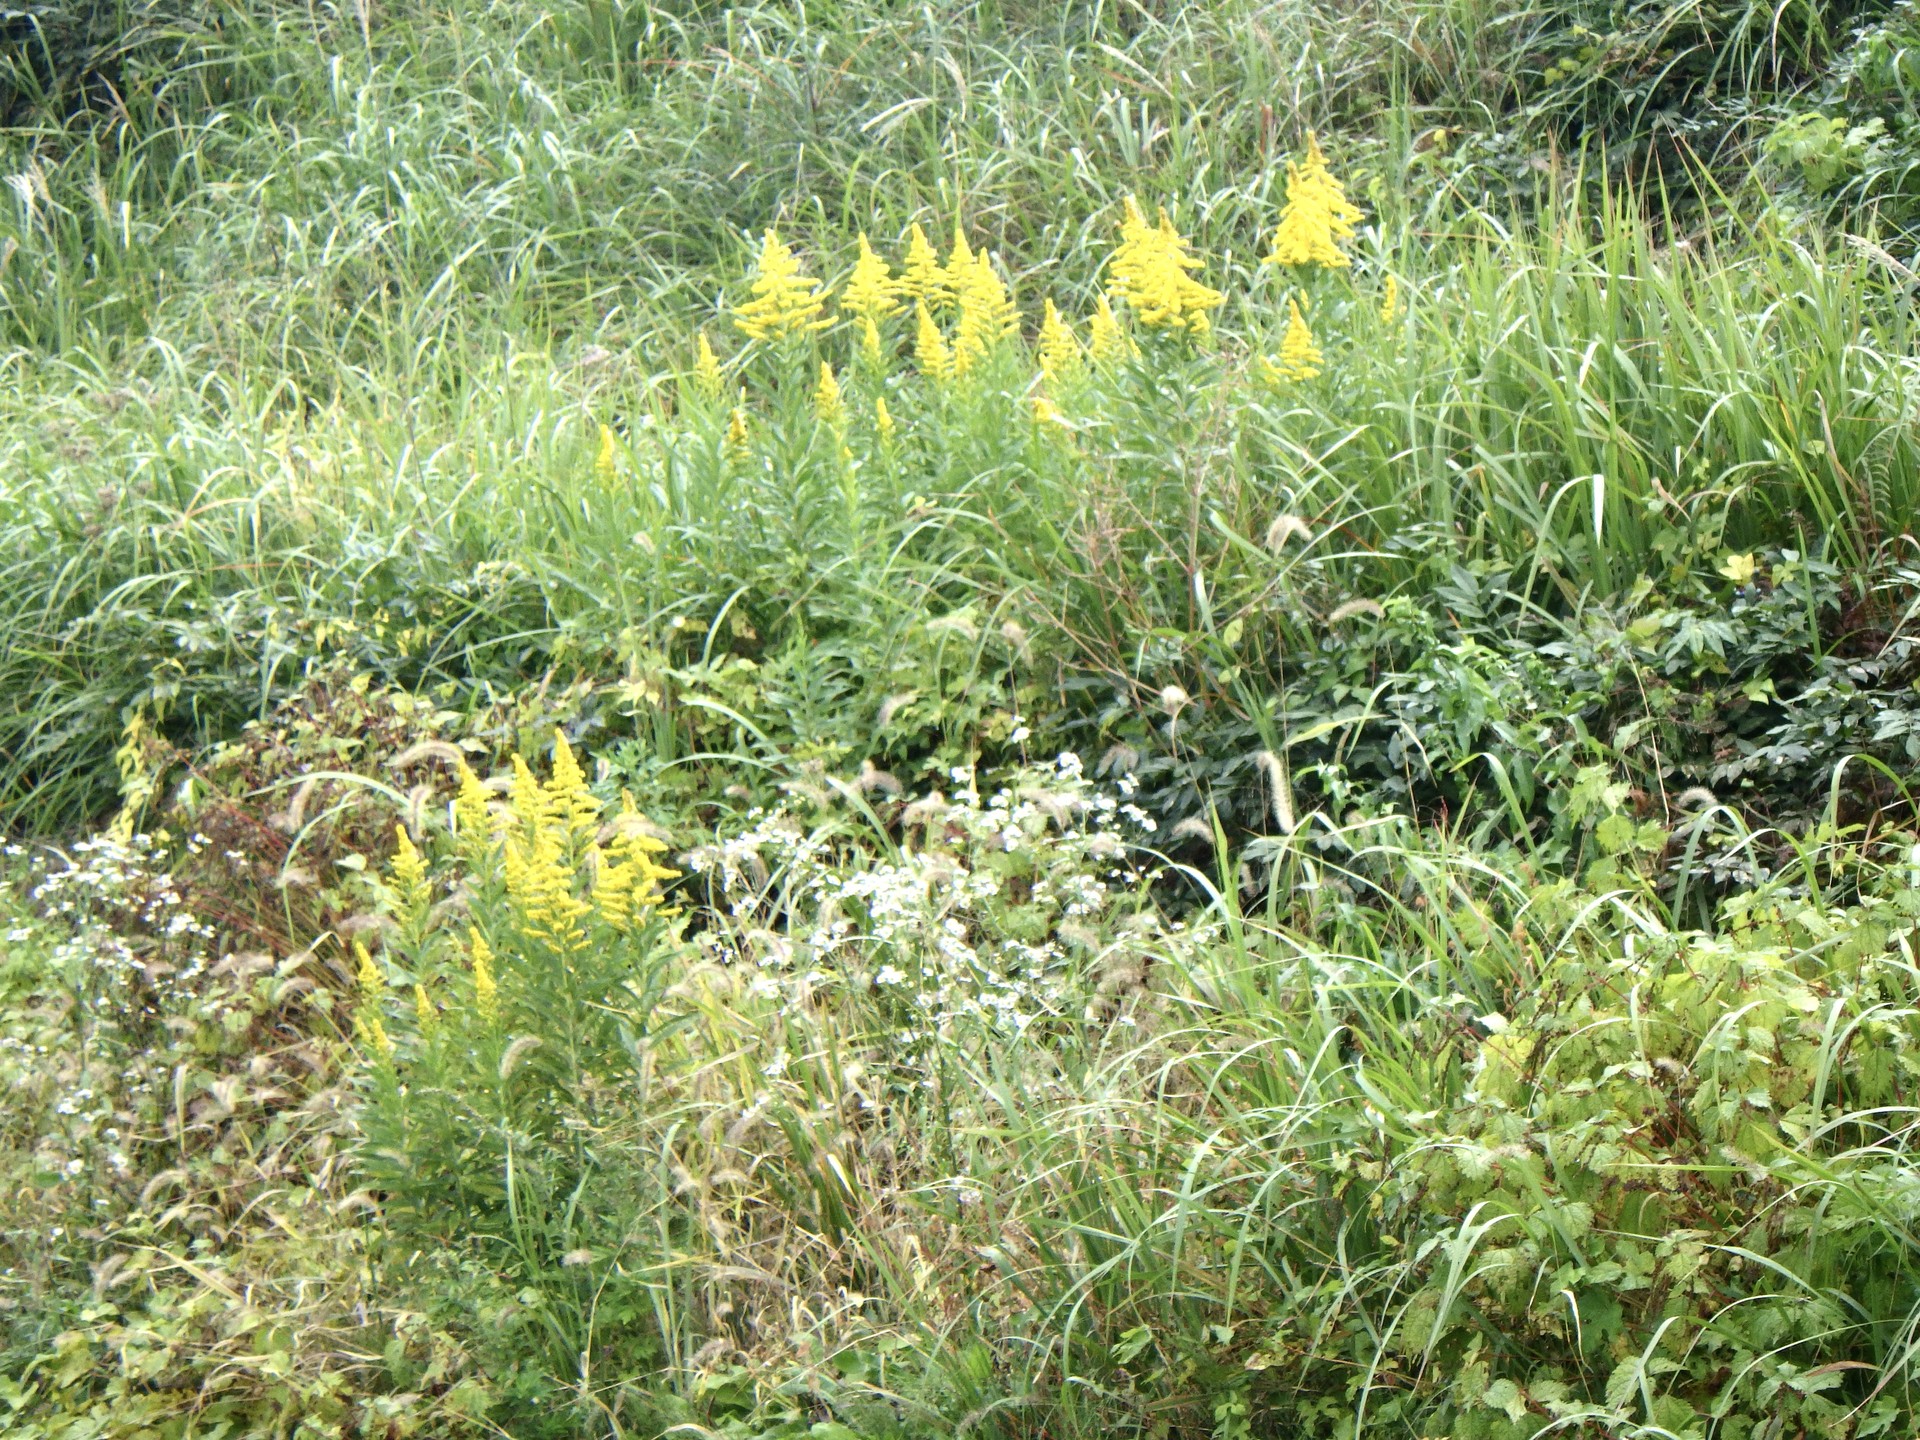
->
[{"left": 4, "top": 1, "right": 1920, "bottom": 1437}]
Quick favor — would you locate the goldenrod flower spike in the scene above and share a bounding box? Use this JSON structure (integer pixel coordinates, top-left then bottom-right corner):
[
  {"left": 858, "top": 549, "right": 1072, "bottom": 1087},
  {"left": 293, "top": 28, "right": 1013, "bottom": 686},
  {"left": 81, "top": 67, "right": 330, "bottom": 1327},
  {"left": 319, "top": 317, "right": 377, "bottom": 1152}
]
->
[
  {"left": 874, "top": 395, "right": 896, "bottom": 443},
  {"left": 898, "top": 224, "right": 952, "bottom": 313},
  {"left": 1261, "top": 296, "right": 1324, "bottom": 383},
  {"left": 352, "top": 940, "right": 393, "bottom": 1059},
  {"left": 859, "top": 316, "right": 884, "bottom": 366},
  {"left": 470, "top": 928, "right": 499, "bottom": 1026},
  {"left": 693, "top": 332, "right": 726, "bottom": 398},
  {"left": 1105, "top": 197, "right": 1222, "bottom": 334},
  {"left": 914, "top": 300, "right": 954, "bottom": 382},
  {"left": 354, "top": 940, "right": 383, "bottom": 1006},
  {"left": 814, "top": 361, "right": 846, "bottom": 427},
  {"left": 731, "top": 228, "right": 830, "bottom": 341},
  {"left": 726, "top": 406, "right": 749, "bottom": 450},
  {"left": 1038, "top": 299, "right": 1081, "bottom": 381},
  {"left": 840, "top": 232, "right": 901, "bottom": 325},
  {"left": 454, "top": 761, "right": 492, "bottom": 848},
  {"left": 595, "top": 424, "right": 617, "bottom": 485},
  {"left": 944, "top": 225, "right": 974, "bottom": 298},
  {"left": 1265, "top": 131, "right": 1364, "bottom": 269},
  {"left": 545, "top": 731, "right": 600, "bottom": 843},
  {"left": 1379, "top": 273, "right": 1399, "bottom": 323},
  {"left": 390, "top": 823, "right": 430, "bottom": 918},
  {"left": 953, "top": 251, "right": 1017, "bottom": 378},
  {"left": 1087, "top": 295, "right": 1132, "bottom": 364},
  {"left": 1032, "top": 396, "right": 1068, "bottom": 428},
  {"left": 414, "top": 983, "right": 438, "bottom": 1036}
]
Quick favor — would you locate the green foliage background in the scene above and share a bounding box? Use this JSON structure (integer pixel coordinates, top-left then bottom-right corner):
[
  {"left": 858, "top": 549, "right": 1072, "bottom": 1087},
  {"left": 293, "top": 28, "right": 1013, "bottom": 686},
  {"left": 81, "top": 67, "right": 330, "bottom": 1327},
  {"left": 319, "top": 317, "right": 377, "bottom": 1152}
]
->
[{"left": 4, "top": 0, "right": 1920, "bottom": 1436}]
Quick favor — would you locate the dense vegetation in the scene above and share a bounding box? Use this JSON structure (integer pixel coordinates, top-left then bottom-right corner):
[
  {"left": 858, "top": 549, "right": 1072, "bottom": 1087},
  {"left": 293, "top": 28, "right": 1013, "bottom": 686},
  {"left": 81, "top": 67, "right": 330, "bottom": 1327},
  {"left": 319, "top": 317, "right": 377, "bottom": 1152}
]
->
[{"left": 5, "top": 0, "right": 1920, "bottom": 1435}]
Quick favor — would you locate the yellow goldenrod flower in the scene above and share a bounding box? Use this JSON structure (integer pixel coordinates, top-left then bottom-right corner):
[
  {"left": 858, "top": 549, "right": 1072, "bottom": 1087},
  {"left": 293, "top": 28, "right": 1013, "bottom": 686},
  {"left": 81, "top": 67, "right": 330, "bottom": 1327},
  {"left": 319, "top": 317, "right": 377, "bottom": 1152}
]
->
[
  {"left": 470, "top": 928, "right": 499, "bottom": 1026},
  {"left": 351, "top": 939, "right": 394, "bottom": 1058},
  {"left": 694, "top": 332, "right": 726, "bottom": 398},
  {"left": 859, "top": 315, "right": 884, "bottom": 366},
  {"left": 814, "top": 360, "right": 846, "bottom": 427},
  {"left": 389, "top": 823, "right": 430, "bottom": 919},
  {"left": 945, "top": 225, "right": 974, "bottom": 296},
  {"left": 897, "top": 224, "right": 952, "bottom": 313},
  {"left": 1032, "top": 396, "right": 1068, "bottom": 427},
  {"left": 874, "top": 395, "right": 896, "bottom": 443},
  {"left": 354, "top": 939, "right": 383, "bottom": 1006},
  {"left": 1087, "top": 295, "right": 1132, "bottom": 364},
  {"left": 1379, "top": 273, "right": 1399, "bottom": 322},
  {"left": 414, "top": 983, "right": 438, "bottom": 1035},
  {"left": 594, "top": 797, "right": 680, "bottom": 931},
  {"left": 732, "top": 228, "right": 830, "bottom": 342},
  {"left": 914, "top": 300, "right": 954, "bottom": 381},
  {"left": 727, "top": 405, "right": 750, "bottom": 450},
  {"left": 840, "top": 232, "right": 901, "bottom": 325},
  {"left": 952, "top": 251, "right": 1019, "bottom": 377},
  {"left": 1105, "top": 198, "right": 1223, "bottom": 334},
  {"left": 509, "top": 753, "right": 556, "bottom": 836},
  {"left": 1265, "top": 132, "right": 1364, "bottom": 269},
  {"left": 1260, "top": 296, "right": 1324, "bottom": 383},
  {"left": 454, "top": 761, "right": 493, "bottom": 850},
  {"left": 545, "top": 731, "right": 600, "bottom": 844},
  {"left": 1038, "top": 299, "right": 1081, "bottom": 381},
  {"left": 595, "top": 424, "right": 617, "bottom": 485},
  {"left": 507, "top": 819, "right": 590, "bottom": 951},
  {"left": 356, "top": 1007, "right": 395, "bottom": 1060}
]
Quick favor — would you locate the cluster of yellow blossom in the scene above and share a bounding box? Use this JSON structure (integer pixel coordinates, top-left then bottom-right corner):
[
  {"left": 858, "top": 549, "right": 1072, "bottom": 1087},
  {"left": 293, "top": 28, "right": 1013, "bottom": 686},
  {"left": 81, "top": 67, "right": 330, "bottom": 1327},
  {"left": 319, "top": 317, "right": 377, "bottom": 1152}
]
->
[
  {"left": 1105, "top": 196, "right": 1223, "bottom": 334},
  {"left": 1265, "top": 131, "right": 1364, "bottom": 269},
  {"left": 703, "top": 135, "right": 1375, "bottom": 416},
  {"left": 496, "top": 733, "right": 679, "bottom": 951},
  {"left": 363, "top": 736, "right": 678, "bottom": 1054},
  {"left": 814, "top": 361, "right": 846, "bottom": 426},
  {"left": 1260, "top": 297, "right": 1324, "bottom": 384},
  {"left": 353, "top": 939, "right": 394, "bottom": 1059},
  {"left": 733, "top": 230, "right": 832, "bottom": 342}
]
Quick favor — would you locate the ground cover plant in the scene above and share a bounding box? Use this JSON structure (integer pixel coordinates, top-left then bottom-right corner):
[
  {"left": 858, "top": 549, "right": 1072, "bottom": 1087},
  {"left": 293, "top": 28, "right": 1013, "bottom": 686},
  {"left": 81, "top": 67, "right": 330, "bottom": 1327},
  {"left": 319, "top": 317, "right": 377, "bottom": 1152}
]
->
[{"left": 6, "top": 0, "right": 1920, "bottom": 1436}]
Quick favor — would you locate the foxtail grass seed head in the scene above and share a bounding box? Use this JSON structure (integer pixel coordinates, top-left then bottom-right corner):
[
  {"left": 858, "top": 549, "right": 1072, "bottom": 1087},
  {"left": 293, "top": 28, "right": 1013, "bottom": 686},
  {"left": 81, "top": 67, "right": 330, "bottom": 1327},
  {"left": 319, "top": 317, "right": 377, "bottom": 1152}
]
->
[
  {"left": 1253, "top": 749, "right": 1298, "bottom": 834},
  {"left": 1261, "top": 297, "right": 1323, "bottom": 383},
  {"left": 914, "top": 300, "right": 954, "bottom": 381},
  {"left": 694, "top": 332, "right": 726, "bottom": 398},
  {"left": 814, "top": 361, "right": 845, "bottom": 427},
  {"left": 1038, "top": 299, "right": 1081, "bottom": 381},
  {"left": 1087, "top": 295, "right": 1131, "bottom": 364},
  {"left": 898, "top": 224, "right": 952, "bottom": 312},
  {"left": 1327, "top": 597, "right": 1385, "bottom": 624},
  {"left": 732, "top": 228, "right": 830, "bottom": 341},
  {"left": 840, "top": 232, "right": 901, "bottom": 325},
  {"left": 1265, "top": 131, "right": 1364, "bottom": 269},
  {"left": 1264, "top": 514, "right": 1314, "bottom": 551}
]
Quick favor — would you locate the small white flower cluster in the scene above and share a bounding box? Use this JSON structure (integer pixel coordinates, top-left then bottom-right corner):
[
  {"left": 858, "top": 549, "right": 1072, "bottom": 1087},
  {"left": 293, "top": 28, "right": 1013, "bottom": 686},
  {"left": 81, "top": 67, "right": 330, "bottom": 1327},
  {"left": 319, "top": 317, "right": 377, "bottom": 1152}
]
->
[
  {"left": 684, "top": 755, "right": 1206, "bottom": 1073},
  {"left": 2, "top": 833, "right": 220, "bottom": 1188}
]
